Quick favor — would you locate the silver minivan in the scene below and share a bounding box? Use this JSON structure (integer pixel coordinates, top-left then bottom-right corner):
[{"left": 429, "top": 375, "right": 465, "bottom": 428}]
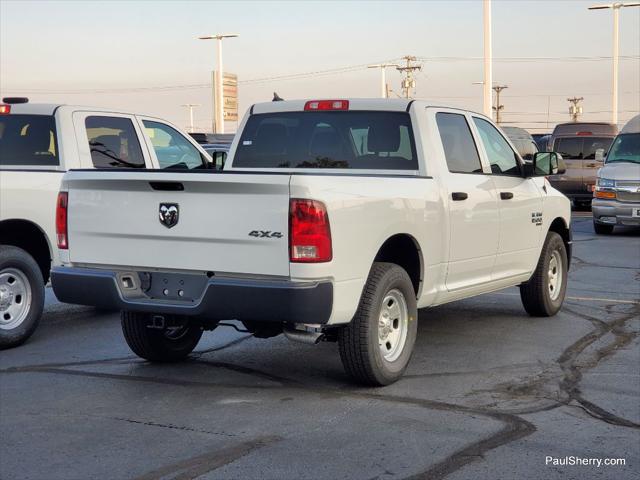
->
[
  {"left": 548, "top": 122, "right": 618, "bottom": 207},
  {"left": 592, "top": 115, "right": 640, "bottom": 234}
]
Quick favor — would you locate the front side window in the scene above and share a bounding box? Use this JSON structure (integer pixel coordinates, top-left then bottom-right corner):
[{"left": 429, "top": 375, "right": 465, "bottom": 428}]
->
[
  {"left": 85, "top": 116, "right": 145, "bottom": 168},
  {"left": 234, "top": 111, "right": 418, "bottom": 170},
  {"left": 435, "top": 112, "right": 483, "bottom": 173},
  {"left": 143, "top": 121, "right": 205, "bottom": 170},
  {"left": 0, "top": 114, "right": 58, "bottom": 166},
  {"left": 473, "top": 117, "right": 520, "bottom": 176}
]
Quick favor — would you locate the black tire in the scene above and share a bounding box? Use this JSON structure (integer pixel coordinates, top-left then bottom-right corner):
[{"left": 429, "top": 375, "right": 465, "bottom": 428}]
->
[
  {"left": 121, "top": 311, "right": 203, "bottom": 362},
  {"left": 520, "top": 231, "right": 568, "bottom": 317},
  {"left": 338, "top": 262, "right": 418, "bottom": 386},
  {"left": 593, "top": 221, "right": 614, "bottom": 235},
  {"left": 0, "top": 246, "right": 45, "bottom": 350}
]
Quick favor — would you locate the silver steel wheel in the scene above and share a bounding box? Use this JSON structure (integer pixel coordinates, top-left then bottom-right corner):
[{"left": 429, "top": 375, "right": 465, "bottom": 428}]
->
[
  {"left": 548, "top": 250, "right": 563, "bottom": 301},
  {"left": 378, "top": 288, "right": 409, "bottom": 362},
  {"left": 0, "top": 268, "right": 32, "bottom": 330}
]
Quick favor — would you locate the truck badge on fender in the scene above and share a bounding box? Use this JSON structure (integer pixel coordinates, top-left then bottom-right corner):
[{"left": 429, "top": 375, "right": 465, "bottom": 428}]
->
[
  {"left": 159, "top": 203, "right": 179, "bottom": 229},
  {"left": 531, "top": 212, "right": 543, "bottom": 226},
  {"left": 248, "top": 230, "right": 283, "bottom": 238}
]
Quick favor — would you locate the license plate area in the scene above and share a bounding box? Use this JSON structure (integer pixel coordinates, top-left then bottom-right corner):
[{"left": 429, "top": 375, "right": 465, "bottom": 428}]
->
[
  {"left": 117, "top": 271, "right": 209, "bottom": 302},
  {"left": 632, "top": 208, "right": 640, "bottom": 218}
]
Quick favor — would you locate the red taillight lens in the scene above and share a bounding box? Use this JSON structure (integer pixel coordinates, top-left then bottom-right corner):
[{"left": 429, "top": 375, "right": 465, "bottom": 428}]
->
[
  {"left": 56, "top": 192, "right": 68, "bottom": 249},
  {"left": 0, "top": 105, "right": 10, "bottom": 114},
  {"left": 304, "top": 100, "right": 349, "bottom": 111},
  {"left": 289, "top": 199, "right": 332, "bottom": 263}
]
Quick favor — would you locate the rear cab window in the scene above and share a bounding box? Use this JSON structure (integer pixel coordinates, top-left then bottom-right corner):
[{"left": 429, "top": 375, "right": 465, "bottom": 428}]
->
[
  {"left": 0, "top": 115, "right": 58, "bottom": 167},
  {"left": 233, "top": 111, "right": 418, "bottom": 171},
  {"left": 85, "top": 116, "right": 145, "bottom": 168}
]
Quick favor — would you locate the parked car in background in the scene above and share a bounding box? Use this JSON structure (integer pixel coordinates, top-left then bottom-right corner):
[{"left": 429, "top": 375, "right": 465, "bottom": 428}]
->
[
  {"left": 532, "top": 133, "right": 551, "bottom": 152},
  {"left": 592, "top": 115, "right": 640, "bottom": 234},
  {"left": 189, "top": 132, "right": 234, "bottom": 145},
  {"left": 52, "top": 99, "right": 571, "bottom": 386},
  {"left": 202, "top": 142, "right": 231, "bottom": 170},
  {"left": 548, "top": 122, "right": 618, "bottom": 208},
  {"left": 502, "top": 126, "right": 538, "bottom": 160},
  {"left": 0, "top": 98, "right": 213, "bottom": 349}
]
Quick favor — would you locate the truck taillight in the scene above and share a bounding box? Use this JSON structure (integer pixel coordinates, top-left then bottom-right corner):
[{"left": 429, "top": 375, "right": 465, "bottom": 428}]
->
[
  {"left": 0, "top": 105, "right": 10, "bottom": 114},
  {"left": 56, "top": 192, "right": 68, "bottom": 249},
  {"left": 289, "top": 199, "right": 332, "bottom": 263}
]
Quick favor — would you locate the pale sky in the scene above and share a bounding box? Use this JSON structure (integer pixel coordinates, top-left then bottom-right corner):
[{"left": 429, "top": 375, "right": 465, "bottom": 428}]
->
[{"left": 1, "top": 0, "right": 639, "bottom": 133}]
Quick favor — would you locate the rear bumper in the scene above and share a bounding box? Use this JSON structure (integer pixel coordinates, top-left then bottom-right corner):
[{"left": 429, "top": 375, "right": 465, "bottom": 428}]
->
[
  {"left": 51, "top": 267, "right": 333, "bottom": 324},
  {"left": 592, "top": 200, "right": 640, "bottom": 226}
]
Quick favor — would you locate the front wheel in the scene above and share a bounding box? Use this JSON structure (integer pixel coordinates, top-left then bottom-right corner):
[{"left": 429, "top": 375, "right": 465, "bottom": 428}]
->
[
  {"left": 520, "top": 231, "right": 568, "bottom": 317},
  {"left": 121, "top": 312, "right": 203, "bottom": 362},
  {"left": 0, "top": 246, "right": 45, "bottom": 349},
  {"left": 338, "top": 262, "right": 418, "bottom": 386}
]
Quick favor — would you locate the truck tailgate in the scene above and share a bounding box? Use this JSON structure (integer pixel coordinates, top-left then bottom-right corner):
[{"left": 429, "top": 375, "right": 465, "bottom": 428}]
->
[{"left": 63, "top": 171, "right": 291, "bottom": 277}]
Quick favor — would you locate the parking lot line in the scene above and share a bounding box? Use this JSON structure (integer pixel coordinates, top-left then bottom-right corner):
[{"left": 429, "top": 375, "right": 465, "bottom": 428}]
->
[{"left": 494, "top": 292, "right": 639, "bottom": 305}]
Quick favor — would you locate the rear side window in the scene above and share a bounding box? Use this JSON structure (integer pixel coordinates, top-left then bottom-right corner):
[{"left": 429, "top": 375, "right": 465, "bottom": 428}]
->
[
  {"left": 234, "top": 111, "right": 418, "bottom": 170},
  {"left": 554, "top": 137, "right": 583, "bottom": 159},
  {"left": 435, "top": 113, "right": 482, "bottom": 173},
  {"left": 0, "top": 114, "right": 58, "bottom": 166},
  {"left": 85, "top": 116, "right": 145, "bottom": 168},
  {"left": 143, "top": 120, "right": 205, "bottom": 170}
]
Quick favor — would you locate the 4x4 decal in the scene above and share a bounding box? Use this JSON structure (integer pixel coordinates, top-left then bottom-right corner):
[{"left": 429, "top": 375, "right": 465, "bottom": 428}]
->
[{"left": 248, "top": 230, "right": 283, "bottom": 238}]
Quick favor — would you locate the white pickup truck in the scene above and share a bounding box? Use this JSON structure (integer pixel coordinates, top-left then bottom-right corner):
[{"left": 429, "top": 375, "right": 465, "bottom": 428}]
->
[
  {"left": 51, "top": 99, "right": 572, "bottom": 385},
  {"left": 0, "top": 98, "right": 213, "bottom": 348}
]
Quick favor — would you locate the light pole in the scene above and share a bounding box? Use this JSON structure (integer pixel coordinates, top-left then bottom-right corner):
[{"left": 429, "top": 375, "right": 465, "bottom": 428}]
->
[
  {"left": 367, "top": 64, "right": 400, "bottom": 98},
  {"left": 567, "top": 97, "right": 584, "bottom": 122},
  {"left": 492, "top": 85, "right": 508, "bottom": 124},
  {"left": 198, "top": 33, "right": 238, "bottom": 134},
  {"left": 483, "top": 0, "right": 493, "bottom": 117},
  {"left": 588, "top": 2, "right": 639, "bottom": 125},
  {"left": 181, "top": 104, "right": 200, "bottom": 133}
]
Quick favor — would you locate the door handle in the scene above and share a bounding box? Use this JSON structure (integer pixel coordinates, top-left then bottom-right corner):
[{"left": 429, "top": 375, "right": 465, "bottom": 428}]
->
[
  {"left": 500, "top": 192, "right": 514, "bottom": 200},
  {"left": 451, "top": 192, "right": 468, "bottom": 201}
]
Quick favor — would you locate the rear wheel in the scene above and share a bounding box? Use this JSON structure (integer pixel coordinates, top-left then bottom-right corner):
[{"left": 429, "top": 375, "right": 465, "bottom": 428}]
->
[
  {"left": 0, "top": 246, "right": 44, "bottom": 349},
  {"left": 121, "top": 312, "right": 203, "bottom": 362},
  {"left": 593, "top": 221, "right": 614, "bottom": 235},
  {"left": 520, "top": 231, "right": 568, "bottom": 317},
  {"left": 338, "top": 262, "right": 417, "bottom": 386}
]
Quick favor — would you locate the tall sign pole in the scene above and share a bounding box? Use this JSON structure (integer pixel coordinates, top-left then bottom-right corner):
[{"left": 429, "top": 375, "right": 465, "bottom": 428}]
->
[{"left": 483, "top": 0, "right": 493, "bottom": 117}]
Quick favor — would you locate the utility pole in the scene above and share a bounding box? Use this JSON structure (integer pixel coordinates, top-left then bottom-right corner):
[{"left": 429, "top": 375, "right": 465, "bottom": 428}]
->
[
  {"left": 492, "top": 85, "right": 508, "bottom": 124},
  {"left": 589, "top": 2, "right": 639, "bottom": 125},
  {"left": 396, "top": 56, "right": 422, "bottom": 99},
  {"left": 483, "top": 0, "right": 493, "bottom": 117},
  {"left": 567, "top": 97, "right": 584, "bottom": 122},
  {"left": 181, "top": 104, "right": 200, "bottom": 133},
  {"left": 367, "top": 63, "right": 400, "bottom": 98},
  {"left": 198, "top": 33, "right": 238, "bottom": 133}
]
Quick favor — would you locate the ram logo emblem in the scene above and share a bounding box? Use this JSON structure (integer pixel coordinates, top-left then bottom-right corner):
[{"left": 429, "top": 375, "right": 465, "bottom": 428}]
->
[{"left": 159, "top": 203, "right": 179, "bottom": 229}]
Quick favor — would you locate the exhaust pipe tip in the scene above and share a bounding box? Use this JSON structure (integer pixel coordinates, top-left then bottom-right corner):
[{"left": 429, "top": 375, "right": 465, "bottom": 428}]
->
[{"left": 283, "top": 327, "right": 325, "bottom": 345}]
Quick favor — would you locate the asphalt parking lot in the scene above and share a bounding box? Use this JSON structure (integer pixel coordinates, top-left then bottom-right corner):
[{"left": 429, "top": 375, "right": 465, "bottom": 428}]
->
[{"left": 1, "top": 214, "right": 638, "bottom": 480}]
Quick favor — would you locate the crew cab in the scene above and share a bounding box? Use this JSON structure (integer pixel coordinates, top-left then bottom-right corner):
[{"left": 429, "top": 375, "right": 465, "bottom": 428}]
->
[
  {"left": 0, "top": 98, "right": 213, "bottom": 348},
  {"left": 51, "top": 99, "right": 572, "bottom": 385}
]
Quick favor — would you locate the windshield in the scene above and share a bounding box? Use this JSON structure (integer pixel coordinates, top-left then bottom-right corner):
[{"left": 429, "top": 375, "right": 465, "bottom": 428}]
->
[
  {"left": 234, "top": 111, "right": 418, "bottom": 170},
  {"left": 605, "top": 133, "right": 640, "bottom": 164}
]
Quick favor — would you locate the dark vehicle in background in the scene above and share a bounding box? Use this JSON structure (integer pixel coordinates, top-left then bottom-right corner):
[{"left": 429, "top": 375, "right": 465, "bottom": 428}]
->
[
  {"left": 532, "top": 133, "right": 551, "bottom": 152},
  {"left": 592, "top": 115, "right": 640, "bottom": 234},
  {"left": 548, "top": 122, "right": 618, "bottom": 208},
  {"left": 502, "top": 126, "right": 538, "bottom": 160},
  {"left": 202, "top": 143, "right": 230, "bottom": 170},
  {"left": 188, "top": 132, "right": 234, "bottom": 145}
]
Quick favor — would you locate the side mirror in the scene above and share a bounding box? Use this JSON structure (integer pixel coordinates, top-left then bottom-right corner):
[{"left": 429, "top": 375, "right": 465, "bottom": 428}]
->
[
  {"left": 594, "top": 149, "right": 605, "bottom": 163},
  {"left": 530, "top": 152, "right": 566, "bottom": 176}
]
